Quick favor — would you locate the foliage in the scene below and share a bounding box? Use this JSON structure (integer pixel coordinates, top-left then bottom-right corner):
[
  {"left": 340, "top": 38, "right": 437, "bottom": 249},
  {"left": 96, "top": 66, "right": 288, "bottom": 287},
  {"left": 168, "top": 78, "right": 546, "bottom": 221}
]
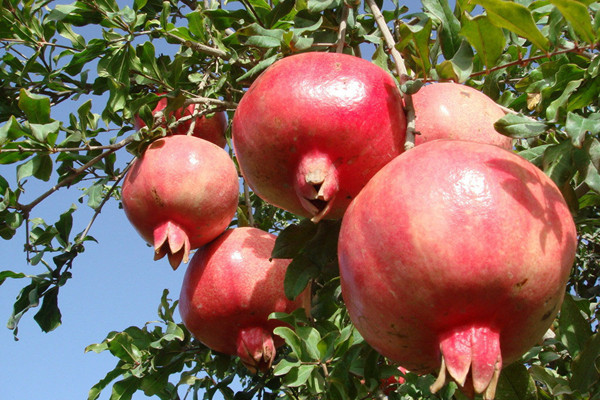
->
[{"left": 1, "top": 0, "right": 599, "bottom": 398}]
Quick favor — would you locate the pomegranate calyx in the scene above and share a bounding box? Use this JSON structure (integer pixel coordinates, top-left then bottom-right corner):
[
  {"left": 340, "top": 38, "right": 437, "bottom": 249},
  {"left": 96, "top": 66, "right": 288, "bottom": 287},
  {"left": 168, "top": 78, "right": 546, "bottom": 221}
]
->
[
  {"left": 236, "top": 326, "right": 276, "bottom": 374},
  {"left": 294, "top": 152, "right": 339, "bottom": 222},
  {"left": 431, "top": 325, "right": 502, "bottom": 399},
  {"left": 153, "top": 220, "right": 191, "bottom": 270}
]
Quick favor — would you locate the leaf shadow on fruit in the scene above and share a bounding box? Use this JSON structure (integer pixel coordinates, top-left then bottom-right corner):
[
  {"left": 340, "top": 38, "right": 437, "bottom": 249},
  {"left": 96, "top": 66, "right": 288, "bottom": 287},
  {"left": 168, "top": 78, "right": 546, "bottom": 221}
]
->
[{"left": 485, "top": 157, "right": 576, "bottom": 259}]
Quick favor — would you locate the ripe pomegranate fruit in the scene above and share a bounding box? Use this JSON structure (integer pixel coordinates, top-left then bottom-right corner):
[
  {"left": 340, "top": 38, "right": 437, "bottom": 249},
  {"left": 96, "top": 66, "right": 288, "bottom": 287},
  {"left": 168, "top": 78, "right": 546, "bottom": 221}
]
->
[
  {"left": 134, "top": 94, "right": 227, "bottom": 148},
  {"left": 178, "top": 227, "right": 312, "bottom": 373},
  {"left": 380, "top": 366, "right": 408, "bottom": 395},
  {"left": 338, "top": 140, "right": 577, "bottom": 399},
  {"left": 411, "top": 82, "right": 512, "bottom": 150},
  {"left": 121, "top": 135, "right": 238, "bottom": 269},
  {"left": 232, "top": 52, "right": 406, "bottom": 222}
]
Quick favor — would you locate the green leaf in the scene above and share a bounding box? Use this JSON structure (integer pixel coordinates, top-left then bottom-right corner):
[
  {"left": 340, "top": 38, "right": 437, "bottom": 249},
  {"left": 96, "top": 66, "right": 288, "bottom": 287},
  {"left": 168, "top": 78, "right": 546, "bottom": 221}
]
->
[
  {"left": 265, "top": 0, "right": 296, "bottom": 28},
  {"left": 273, "top": 326, "right": 303, "bottom": 357},
  {"left": 423, "top": 0, "right": 462, "bottom": 59},
  {"left": 0, "top": 116, "right": 28, "bottom": 146},
  {"left": 565, "top": 112, "right": 600, "bottom": 148},
  {"left": 272, "top": 219, "right": 319, "bottom": 259},
  {"left": 236, "top": 54, "right": 280, "bottom": 82},
  {"left": 435, "top": 39, "right": 473, "bottom": 83},
  {"left": 246, "top": 35, "right": 282, "bottom": 48},
  {"left": 283, "top": 364, "right": 316, "bottom": 387},
  {"left": 111, "top": 376, "right": 139, "bottom": 400},
  {"left": 17, "top": 154, "right": 53, "bottom": 182},
  {"left": 494, "top": 114, "right": 548, "bottom": 139},
  {"left": 473, "top": 0, "right": 550, "bottom": 51},
  {"left": 273, "top": 358, "right": 301, "bottom": 376},
  {"left": 284, "top": 253, "right": 319, "bottom": 301},
  {"left": 88, "top": 366, "right": 127, "bottom": 400},
  {"left": 0, "top": 270, "right": 26, "bottom": 285},
  {"left": 550, "top": 0, "right": 595, "bottom": 44},
  {"left": 18, "top": 89, "right": 51, "bottom": 124},
  {"left": 570, "top": 332, "right": 600, "bottom": 392},
  {"left": 460, "top": 14, "right": 505, "bottom": 69},
  {"left": 397, "top": 18, "right": 433, "bottom": 78},
  {"left": 307, "top": 0, "right": 337, "bottom": 13},
  {"left": 30, "top": 121, "right": 60, "bottom": 145},
  {"left": 33, "top": 286, "right": 62, "bottom": 332},
  {"left": 543, "top": 141, "right": 575, "bottom": 188},
  {"left": 55, "top": 205, "right": 76, "bottom": 245},
  {"left": 546, "top": 79, "right": 583, "bottom": 122},
  {"left": 495, "top": 362, "right": 537, "bottom": 400},
  {"left": 558, "top": 294, "right": 592, "bottom": 357}
]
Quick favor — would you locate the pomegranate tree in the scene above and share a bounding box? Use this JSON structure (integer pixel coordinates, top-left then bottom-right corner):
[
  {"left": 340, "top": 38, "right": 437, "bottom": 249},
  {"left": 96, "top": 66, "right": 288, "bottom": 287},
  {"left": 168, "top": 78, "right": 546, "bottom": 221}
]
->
[
  {"left": 134, "top": 94, "right": 228, "bottom": 148},
  {"left": 121, "top": 135, "right": 238, "bottom": 269},
  {"left": 178, "top": 227, "right": 312, "bottom": 373},
  {"left": 411, "top": 82, "right": 512, "bottom": 149},
  {"left": 232, "top": 52, "right": 406, "bottom": 222},
  {"left": 338, "top": 140, "right": 577, "bottom": 399}
]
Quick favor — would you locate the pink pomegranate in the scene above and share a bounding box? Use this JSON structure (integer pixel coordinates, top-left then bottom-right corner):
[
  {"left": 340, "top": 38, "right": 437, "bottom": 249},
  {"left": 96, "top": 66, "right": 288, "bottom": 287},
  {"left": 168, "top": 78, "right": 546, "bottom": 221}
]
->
[
  {"left": 411, "top": 82, "right": 512, "bottom": 150},
  {"left": 134, "top": 95, "right": 227, "bottom": 148},
  {"left": 338, "top": 140, "right": 576, "bottom": 399},
  {"left": 232, "top": 52, "right": 406, "bottom": 222},
  {"left": 121, "top": 135, "right": 238, "bottom": 269},
  {"left": 178, "top": 227, "right": 312, "bottom": 373}
]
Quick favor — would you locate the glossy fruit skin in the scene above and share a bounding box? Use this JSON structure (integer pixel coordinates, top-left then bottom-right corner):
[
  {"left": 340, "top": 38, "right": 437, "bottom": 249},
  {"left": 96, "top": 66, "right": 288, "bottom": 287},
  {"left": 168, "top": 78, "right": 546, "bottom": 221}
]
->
[
  {"left": 232, "top": 52, "right": 406, "bottom": 222},
  {"left": 178, "top": 227, "right": 312, "bottom": 373},
  {"left": 134, "top": 95, "right": 227, "bottom": 148},
  {"left": 412, "top": 82, "right": 512, "bottom": 150},
  {"left": 121, "top": 135, "right": 238, "bottom": 269},
  {"left": 338, "top": 140, "right": 576, "bottom": 398}
]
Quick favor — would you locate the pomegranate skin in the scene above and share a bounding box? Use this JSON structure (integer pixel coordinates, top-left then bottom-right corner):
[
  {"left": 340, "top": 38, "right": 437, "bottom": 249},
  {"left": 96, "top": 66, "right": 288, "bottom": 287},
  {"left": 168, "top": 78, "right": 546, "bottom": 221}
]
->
[
  {"left": 232, "top": 52, "right": 407, "bottom": 222},
  {"left": 121, "top": 135, "right": 238, "bottom": 269},
  {"left": 412, "top": 82, "right": 512, "bottom": 150},
  {"left": 338, "top": 140, "right": 576, "bottom": 398},
  {"left": 178, "top": 227, "right": 312, "bottom": 373},
  {"left": 134, "top": 96, "right": 227, "bottom": 148}
]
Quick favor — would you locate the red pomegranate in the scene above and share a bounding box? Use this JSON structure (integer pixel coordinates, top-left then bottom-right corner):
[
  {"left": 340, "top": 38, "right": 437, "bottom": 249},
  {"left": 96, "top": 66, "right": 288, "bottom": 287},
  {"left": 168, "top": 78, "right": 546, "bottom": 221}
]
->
[
  {"left": 134, "top": 95, "right": 227, "bottom": 148},
  {"left": 232, "top": 52, "right": 406, "bottom": 222},
  {"left": 380, "top": 366, "right": 408, "bottom": 395},
  {"left": 178, "top": 227, "right": 312, "bottom": 373},
  {"left": 411, "top": 82, "right": 512, "bottom": 150},
  {"left": 338, "top": 140, "right": 576, "bottom": 399},
  {"left": 121, "top": 135, "right": 238, "bottom": 269}
]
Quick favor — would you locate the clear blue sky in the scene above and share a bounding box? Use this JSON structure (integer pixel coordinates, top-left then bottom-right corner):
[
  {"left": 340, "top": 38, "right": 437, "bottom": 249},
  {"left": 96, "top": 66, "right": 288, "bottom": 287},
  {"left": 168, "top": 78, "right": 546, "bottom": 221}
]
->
[{"left": 0, "top": 0, "right": 420, "bottom": 398}]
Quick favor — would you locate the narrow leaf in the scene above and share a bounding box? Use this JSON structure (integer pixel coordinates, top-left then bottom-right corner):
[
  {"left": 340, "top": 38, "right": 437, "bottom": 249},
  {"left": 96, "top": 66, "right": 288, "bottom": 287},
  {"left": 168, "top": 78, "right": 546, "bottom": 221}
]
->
[
  {"left": 460, "top": 14, "right": 505, "bottom": 69},
  {"left": 550, "top": 0, "right": 595, "bottom": 44},
  {"left": 473, "top": 0, "right": 550, "bottom": 51},
  {"left": 494, "top": 114, "right": 548, "bottom": 139}
]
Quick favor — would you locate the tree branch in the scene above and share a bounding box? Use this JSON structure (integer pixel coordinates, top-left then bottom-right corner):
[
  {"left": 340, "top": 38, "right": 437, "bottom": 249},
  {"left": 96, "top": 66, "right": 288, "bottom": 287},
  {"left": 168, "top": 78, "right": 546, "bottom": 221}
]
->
[{"left": 364, "top": 0, "right": 416, "bottom": 150}]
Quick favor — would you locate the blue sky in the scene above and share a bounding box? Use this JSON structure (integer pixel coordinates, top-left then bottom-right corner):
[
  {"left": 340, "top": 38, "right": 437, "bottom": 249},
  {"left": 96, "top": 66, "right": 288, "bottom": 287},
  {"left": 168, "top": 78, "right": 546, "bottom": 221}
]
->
[{"left": 0, "top": 0, "right": 421, "bottom": 398}]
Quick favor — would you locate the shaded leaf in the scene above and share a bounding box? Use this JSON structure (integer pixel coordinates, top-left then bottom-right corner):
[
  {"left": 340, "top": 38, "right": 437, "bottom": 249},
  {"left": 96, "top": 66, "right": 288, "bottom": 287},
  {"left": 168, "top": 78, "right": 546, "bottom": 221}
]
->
[
  {"left": 33, "top": 286, "right": 62, "bottom": 332},
  {"left": 460, "top": 14, "right": 505, "bottom": 69},
  {"left": 570, "top": 333, "right": 600, "bottom": 392},
  {"left": 550, "top": 0, "right": 595, "bottom": 44},
  {"left": 495, "top": 362, "right": 538, "bottom": 400},
  {"left": 558, "top": 294, "right": 592, "bottom": 357},
  {"left": 272, "top": 219, "right": 318, "bottom": 259}
]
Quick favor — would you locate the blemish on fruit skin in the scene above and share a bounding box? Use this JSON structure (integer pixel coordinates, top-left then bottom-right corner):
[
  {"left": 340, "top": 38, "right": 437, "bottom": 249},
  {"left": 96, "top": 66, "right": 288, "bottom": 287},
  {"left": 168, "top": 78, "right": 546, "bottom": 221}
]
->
[
  {"left": 515, "top": 278, "right": 528, "bottom": 289},
  {"left": 151, "top": 187, "right": 165, "bottom": 207}
]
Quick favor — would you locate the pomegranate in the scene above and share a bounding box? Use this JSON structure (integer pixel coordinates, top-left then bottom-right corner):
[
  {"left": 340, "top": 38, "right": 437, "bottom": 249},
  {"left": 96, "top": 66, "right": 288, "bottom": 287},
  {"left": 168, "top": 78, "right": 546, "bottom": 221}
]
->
[
  {"left": 134, "top": 95, "right": 227, "bottom": 148},
  {"left": 232, "top": 52, "right": 406, "bottom": 222},
  {"left": 411, "top": 82, "right": 512, "bottom": 150},
  {"left": 121, "top": 135, "right": 238, "bottom": 269},
  {"left": 178, "top": 227, "right": 312, "bottom": 373},
  {"left": 380, "top": 366, "right": 408, "bottom": 395},
  {"left": 338, "top": 140, "right": 576, "bottom": 399}
]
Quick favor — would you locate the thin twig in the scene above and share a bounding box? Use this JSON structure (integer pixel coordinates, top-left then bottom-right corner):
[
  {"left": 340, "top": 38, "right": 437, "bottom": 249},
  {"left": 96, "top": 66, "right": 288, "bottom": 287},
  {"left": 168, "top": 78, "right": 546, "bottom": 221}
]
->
[
  {"left": 365, "top": 0, "right": 416, "bottom": 150},
  {"left": 16, "top": 136, "right": 136, "bottom": 214},
  {"left": 76, "top": 163, "right": 132, "bottom": 243},
  {"left": 243, "top": 180, "right": 255, "bottom": 227},
  {"left": 336, "top": 6, "right": 350, "bottom": 53}
]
